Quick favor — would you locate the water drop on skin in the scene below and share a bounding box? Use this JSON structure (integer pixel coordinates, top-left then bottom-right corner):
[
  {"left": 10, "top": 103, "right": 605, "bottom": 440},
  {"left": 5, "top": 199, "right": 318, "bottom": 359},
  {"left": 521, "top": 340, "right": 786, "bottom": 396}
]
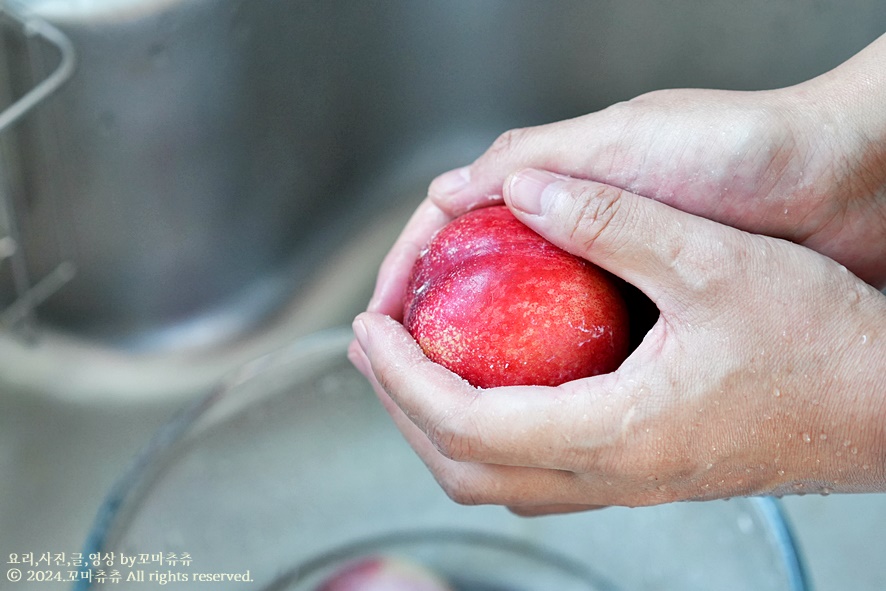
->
[
  {"left": 819, "top": 434, "right": 828, "bottom": 441},
  {"left": 861, "top": 334, "right": 868, "bottom": 344},
  {"left": 802, "top": 433, "right": 812, "bottom": 443},
  {"left": 773, "top": 387, "right": 781, "bottom": 398}
]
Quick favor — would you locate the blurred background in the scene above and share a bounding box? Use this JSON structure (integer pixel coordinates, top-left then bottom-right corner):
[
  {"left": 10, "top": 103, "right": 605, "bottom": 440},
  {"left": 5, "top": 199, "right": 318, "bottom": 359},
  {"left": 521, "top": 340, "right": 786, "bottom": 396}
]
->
[{"left": 1, "top": 1, "right": 884, "bottom": 589}]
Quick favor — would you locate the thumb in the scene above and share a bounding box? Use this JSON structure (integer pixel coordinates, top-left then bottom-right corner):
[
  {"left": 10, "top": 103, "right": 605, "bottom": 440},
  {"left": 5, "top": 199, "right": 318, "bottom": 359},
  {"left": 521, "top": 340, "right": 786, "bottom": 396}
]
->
[{"left": 503, "top": 168, "right": 742, "bottom": 310}]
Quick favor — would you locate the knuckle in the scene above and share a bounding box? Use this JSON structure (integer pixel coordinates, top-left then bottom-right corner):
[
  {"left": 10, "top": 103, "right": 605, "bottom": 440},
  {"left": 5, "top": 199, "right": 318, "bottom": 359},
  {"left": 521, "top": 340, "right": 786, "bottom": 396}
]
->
[
  {"left": 427, "top": 414, "right": 479, "bottom": 463},
  {"left": 372, "top": 363, "right": 398, "bottom": 396},
  {"left": 438, "top": 472, "right": 486, "bottom": 506},
  {"left": 487, "top": 127, "right": 530, "bottom": 161},
  {"left": 666, "top": 231, "right": 743, "bottom": 301},
  {"left": 568, "top": 184, "right": 628, "bottom": 256}
]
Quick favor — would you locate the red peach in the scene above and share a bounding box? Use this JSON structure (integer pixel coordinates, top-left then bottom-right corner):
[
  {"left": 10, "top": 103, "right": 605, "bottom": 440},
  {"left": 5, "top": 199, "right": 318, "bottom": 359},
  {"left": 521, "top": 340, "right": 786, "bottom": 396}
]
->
[
  {"left": 315, "top": 556, "right": 453, "bottom": 591},
  {"left": 403, "top": 205, "right": 629, "bottom": 388}
]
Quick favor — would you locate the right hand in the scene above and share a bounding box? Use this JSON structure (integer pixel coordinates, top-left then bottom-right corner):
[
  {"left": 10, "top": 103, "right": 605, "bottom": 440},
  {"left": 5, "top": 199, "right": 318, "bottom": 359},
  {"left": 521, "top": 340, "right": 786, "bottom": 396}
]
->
[{"left": 350, "top": 169, "right": 886, "bottom": 513}]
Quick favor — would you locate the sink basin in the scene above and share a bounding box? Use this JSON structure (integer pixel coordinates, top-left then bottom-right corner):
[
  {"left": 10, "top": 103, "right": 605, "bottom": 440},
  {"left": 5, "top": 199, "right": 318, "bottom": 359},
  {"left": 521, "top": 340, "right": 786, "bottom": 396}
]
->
[
  {"left": 2, "top": 0, "right": 884, "bottom": 396},
  {"left": 78, "top": 328, "right": 809, "bottom": 591},
  {"left": 3, "top": 0, "right": 885, "bottom": 352},
  {"left": 1, "top": 3, "right": 885, "bottom": 590}
]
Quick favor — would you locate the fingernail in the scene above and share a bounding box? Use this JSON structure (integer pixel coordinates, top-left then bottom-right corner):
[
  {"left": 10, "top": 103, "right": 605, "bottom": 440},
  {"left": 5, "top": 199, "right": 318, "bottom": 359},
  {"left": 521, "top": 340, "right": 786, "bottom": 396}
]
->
[
  {"left": 347, "top": 341, "right": 371, "bottom": 376},
  {"left": 508, "top": 169, "right": 560, "bottom": 215},
  {"left": 352, "top": 317, "right": 369, "bottom": 351},
  {"left": 431, "top": 166, "right": 471, "bottom": 195}
]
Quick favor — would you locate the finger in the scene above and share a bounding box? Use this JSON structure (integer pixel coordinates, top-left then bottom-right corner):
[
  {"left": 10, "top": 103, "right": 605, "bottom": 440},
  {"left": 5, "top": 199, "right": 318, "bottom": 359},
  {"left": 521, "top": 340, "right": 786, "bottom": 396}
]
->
[
  {"left": 351, "top": 337, "right": 608, "bottom": 507},
  {"left": 507, "top": 504, "right": 607, "bottom": 518},
  {"left": 367, "top": 198, "right": 454, "bottom": 318},
  {"left": 352, "top": 312, "right": 627, "bottom": 471},
  {"left": 428, "top": 118, "right": 604, "bottom": 216},
  {"left": 350, "top": 338, "right": 454, "bottom": 466},
  {"left": 503, "top": 168, "right": 748, "bottom": 314}
]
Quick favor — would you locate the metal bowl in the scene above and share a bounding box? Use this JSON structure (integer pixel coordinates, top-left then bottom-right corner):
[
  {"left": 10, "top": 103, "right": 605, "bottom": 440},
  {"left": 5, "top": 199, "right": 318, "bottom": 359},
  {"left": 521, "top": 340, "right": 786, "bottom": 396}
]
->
[{"left": 79, "top": 328, "right": 808, "bottom": 590}]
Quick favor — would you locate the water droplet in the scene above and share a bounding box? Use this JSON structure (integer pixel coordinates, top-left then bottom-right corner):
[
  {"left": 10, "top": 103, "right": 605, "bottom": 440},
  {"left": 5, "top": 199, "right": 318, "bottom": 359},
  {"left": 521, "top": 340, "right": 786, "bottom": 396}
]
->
[
  {"left": 706, "top": 463, "right": 714, "bottom": 470},
  {"left": 802, "top": 433, "right": 812, "bottom": 443},
  {"left": 861, "top": 334, "right": 868, "bottom": 344},
  {"left": 737, "top": 514, "right": 755, "bottom": 534},
  {"left": 773, "top": 387, "right": 782, "bottom": 398},
  {"left": 819, "top": 434, "right": 828, "bottom": 441},
  {"left": 851, "top": 447, "right": 858, "bottom": 455},
  {"left": 820, "top": 487, "right": 832, "bottom": 496},
  {"left": 777, "top": 470, "right": 786, "bottom": 476},
  {"left": 843, "top": 440, "right": 852, "bottom": 447}
]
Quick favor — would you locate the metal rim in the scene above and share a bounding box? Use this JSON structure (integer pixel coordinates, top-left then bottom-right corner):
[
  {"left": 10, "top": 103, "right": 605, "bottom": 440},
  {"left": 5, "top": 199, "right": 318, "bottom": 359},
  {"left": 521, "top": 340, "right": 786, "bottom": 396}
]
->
[{"left": 77, "top": 327, "right": 810, "bottom": 591}]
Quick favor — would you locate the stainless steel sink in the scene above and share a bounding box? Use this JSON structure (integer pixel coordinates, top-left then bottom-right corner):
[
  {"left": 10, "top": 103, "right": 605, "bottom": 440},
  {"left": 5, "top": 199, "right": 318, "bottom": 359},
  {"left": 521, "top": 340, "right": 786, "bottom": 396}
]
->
[
  {"left": 4, "top": 0, "right": 885, "bottom": 351},
  {"left": 1, "top": 1, "right": 885, "bottom": 590}
]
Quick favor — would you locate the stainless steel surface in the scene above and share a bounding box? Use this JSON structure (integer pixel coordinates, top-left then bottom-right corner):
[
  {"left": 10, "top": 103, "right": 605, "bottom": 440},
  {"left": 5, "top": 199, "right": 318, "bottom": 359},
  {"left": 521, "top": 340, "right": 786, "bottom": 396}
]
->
[
  {"left": 0, "top": 1, "right": 884, "bottom": 590},
  {"left": 3, "top": 0, "right": 885, "bottom": 350},
  {"left": 0, "top": 4, "right": 76, "bottom": 338},
  {"left": 77, "top": 329, "right": 807, "bottom": 591}
]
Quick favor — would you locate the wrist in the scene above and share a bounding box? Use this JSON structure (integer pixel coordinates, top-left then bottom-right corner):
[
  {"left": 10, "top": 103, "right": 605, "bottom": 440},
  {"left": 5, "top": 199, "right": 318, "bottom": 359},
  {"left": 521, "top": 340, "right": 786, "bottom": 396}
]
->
[
  {"left": 789, "top": 286, "right": 886, "bottom": 495},
  {"left": 769, "top": 33, "right": 886, "bottom": 288},
  {"left": 793, "top": 33, "right": 886, "bottom": 183}
]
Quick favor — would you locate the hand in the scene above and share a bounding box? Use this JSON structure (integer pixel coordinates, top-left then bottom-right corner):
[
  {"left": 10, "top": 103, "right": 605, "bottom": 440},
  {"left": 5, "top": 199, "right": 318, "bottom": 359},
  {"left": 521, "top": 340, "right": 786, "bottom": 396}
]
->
[
  {"left": 423, "top": 33, "right": 886, "bottom": 290},
  {"left": 365, "top": 35, "right": 886, "bottom": 323},
  {"left": 350, "top": 170, "right": 886, "bottom": 514}
]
